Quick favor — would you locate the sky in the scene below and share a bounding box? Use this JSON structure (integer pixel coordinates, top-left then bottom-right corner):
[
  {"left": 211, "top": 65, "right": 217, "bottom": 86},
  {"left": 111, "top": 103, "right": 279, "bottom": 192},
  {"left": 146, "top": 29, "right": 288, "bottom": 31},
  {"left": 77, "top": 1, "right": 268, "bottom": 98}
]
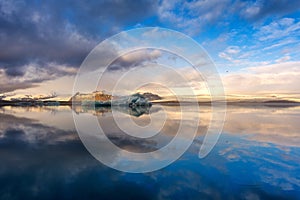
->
[{"left": 0, "top": 0, "right": 300, "bottom": 101}]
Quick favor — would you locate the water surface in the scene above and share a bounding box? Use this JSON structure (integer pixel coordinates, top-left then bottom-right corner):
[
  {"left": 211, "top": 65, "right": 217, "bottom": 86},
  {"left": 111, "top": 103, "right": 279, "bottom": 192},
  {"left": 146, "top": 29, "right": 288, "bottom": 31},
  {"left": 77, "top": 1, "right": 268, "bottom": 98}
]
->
[{"left": 0, "top": 105, "right": 299, "bottom": 199}]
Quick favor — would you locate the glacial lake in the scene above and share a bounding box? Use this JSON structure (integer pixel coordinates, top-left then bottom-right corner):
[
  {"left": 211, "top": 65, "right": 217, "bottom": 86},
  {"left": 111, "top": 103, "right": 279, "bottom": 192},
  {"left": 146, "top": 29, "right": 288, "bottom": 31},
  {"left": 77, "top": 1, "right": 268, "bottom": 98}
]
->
[{"left": 0, "top": 105, "right": 300, "bottom": 199}]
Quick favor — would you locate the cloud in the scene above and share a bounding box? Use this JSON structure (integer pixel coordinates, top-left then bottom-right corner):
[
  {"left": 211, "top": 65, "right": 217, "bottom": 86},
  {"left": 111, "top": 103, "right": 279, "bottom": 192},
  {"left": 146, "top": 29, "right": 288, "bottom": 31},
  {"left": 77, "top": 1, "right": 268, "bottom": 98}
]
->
[
  {"left": 0, "top": 63, "right": 78, "bottom": 93},
  {"left": 262, "top": 38, "right": 297, "bottom": 51},
  {"left": 0, "top": 0, "right": 158, "bottom": 92},
  {"left": 157, "top": 0, "right": 300, "bottom": 36},
  {"left": 241, "top": 0, "right": 300, "bottom": 21},
  {"left": 254, "top": 18, "right": 300, "bottom": 41},
  {"left": 223, "top": 61, "right": 300, "bottom": 95},
  {"left": 275, "top": 55, "right": 291, "bottom": 63},
  {"left": 1, "top": 0, "right": 300, "bottom": 96},
  {"left": 109, "top": 49, "right": 162, "bottom": 71},
  {"left": 157, "top": 0, "right": 232, "bottom": 34},
  {"left": 219, "top": 52, "right": 232, "bottom": 61},
  {"left": 218, "top": 46, "right": 241, "bottom": 62},
  {"left": 225, "top": 46, "right": 240, "bottom": 54},
  {"left": 0, "top": 0, "right": 158, "bottom": 67}
]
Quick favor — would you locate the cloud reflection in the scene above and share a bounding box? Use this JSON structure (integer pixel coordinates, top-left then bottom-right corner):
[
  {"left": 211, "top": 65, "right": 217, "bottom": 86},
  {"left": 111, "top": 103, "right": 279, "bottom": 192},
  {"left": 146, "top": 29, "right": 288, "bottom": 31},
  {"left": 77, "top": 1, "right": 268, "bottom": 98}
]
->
[{"left": 0, "top": 105, "right": 299, "bottom": 199}]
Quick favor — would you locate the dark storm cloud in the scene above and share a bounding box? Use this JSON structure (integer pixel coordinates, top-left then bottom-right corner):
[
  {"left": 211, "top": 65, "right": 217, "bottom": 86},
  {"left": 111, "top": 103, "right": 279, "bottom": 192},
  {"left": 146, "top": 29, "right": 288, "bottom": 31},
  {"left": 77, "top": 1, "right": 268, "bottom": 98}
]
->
[
  {"left": 4, "top": 67, "right": 25, "bottom": 77},
  {"left": 0, "top": 62, "right": 79, "bottom": 93},
  {"left": 241, "top": 0, "right": 300, "bottom": 21},
  {"left": 0, "top": 0, "right": 158, "bottom": 77},
  {"left": 0, "top": 82, "right": 36, "bottom": 93},
  {"left": 108, "top": 49, "right": 162, "bottom": 71},
  {"left": 0, "top": 0, "right": 158, "bottom": 93}
]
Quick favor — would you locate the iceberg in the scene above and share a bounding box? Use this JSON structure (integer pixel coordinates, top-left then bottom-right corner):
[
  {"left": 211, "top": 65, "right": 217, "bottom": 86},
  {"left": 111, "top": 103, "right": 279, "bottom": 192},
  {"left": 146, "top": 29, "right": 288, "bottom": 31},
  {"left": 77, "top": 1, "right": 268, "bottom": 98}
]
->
[
  {"left": 81, "top": 93, "right": 152, "bottom": 108},
  {"left": 111, "top": 93, "right": 152, "bottom": 108}
]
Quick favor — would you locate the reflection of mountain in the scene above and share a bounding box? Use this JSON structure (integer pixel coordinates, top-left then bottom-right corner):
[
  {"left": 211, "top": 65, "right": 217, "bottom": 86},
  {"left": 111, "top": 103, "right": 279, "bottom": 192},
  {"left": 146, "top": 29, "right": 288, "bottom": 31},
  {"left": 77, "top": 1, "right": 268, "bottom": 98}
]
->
[
  {"left": 112, "top": 106, "right": 151, "bottom": 117},
  {"left": 72, "top": 105, "right": 161, "bottom": 117}
]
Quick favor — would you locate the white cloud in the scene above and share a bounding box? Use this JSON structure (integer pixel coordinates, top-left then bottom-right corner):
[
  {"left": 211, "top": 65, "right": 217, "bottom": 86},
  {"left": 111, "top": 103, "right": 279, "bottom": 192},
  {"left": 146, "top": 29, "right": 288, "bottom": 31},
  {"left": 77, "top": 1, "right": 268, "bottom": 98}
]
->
[
  {"left": 275, "top": 55, "right": 291, "bottom": 63},
  {"left": 225, "top": 46, "right": 240, "bottom": 54},
  {"left": 244, "top": 5, "right": 260, "bottom": 18},
  {"left": 218, "top": 46, "right": 241, "bottom": 62},
  {"left": 218, "top": 52, "right": 232, "bottom": 61},
  {"left": 223, "top": 61, "right": 300, "bottom": 97},
  {"left": 158, "top": 0, "right": 231, "bottom": 34},
  {"left": 255, "top": 18, "right": 300, "bottom": 41},
  {"left": 262, "top": 38, "right": 296, "bottom": 51},
  {"left": 120, "top": 49, "right": 162, "bottom": 63}
]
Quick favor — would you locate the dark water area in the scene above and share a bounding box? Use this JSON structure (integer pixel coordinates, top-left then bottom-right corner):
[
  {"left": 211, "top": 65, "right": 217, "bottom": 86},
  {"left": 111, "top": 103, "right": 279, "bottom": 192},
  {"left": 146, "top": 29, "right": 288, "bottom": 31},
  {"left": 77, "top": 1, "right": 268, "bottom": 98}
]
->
[{"left": 0, "top": 105, "right": 299, "bottom": 200}]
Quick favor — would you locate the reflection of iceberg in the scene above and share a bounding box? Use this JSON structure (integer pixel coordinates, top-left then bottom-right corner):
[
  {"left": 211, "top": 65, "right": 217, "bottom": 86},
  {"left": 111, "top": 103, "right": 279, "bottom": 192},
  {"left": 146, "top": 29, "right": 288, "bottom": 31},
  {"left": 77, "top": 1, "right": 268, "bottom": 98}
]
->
[
  {"left": 74, "top": 105, "right": 160, "bottom": 118},
  {"left": 112, "top": 106, "right": 151, "bottom": 117},
  {"left": 81, "top": 106, "right": 111, "bottom": 116},
  {"left": 81, "top": 100, "right": 111, "bottom": 107}
]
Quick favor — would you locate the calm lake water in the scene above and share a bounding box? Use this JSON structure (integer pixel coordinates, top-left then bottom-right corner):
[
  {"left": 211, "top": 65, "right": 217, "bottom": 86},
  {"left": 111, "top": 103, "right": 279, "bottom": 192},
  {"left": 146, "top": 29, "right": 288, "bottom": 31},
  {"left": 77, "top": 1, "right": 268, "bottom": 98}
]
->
[{"left": 0, "top": 105, "right": 300, "bottom": 199}]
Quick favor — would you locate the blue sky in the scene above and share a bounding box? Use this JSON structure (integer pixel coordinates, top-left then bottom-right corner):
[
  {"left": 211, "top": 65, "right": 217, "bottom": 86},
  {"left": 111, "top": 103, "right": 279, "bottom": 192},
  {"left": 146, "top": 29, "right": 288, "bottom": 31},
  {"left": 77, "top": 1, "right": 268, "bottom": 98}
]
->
[
  {"left": 0, "top": 0, "right": 299, "bottom": 100},
  {"left": 151, "top": 0, "right": 300, "bottom": 71}
]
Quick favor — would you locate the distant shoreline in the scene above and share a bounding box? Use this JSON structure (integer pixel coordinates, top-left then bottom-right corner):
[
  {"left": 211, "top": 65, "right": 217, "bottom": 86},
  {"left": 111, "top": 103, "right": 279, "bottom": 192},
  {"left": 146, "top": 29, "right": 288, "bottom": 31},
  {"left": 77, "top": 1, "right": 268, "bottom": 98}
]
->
[
  {"left": 153, "top": 100, "right": 300, "bottom": 107},
  {"left": 1, "top": 99, "right": 300, "bottom": 108},
  {"left": 0, "top": 100, "right": 72, "bottom": 106}
]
